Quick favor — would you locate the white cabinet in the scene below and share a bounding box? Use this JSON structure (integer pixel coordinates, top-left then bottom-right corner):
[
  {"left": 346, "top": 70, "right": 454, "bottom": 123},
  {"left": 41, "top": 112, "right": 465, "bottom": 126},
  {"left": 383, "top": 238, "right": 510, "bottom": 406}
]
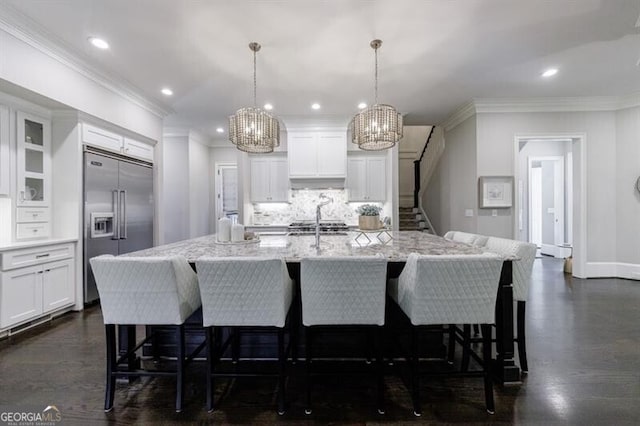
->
[
  {"left": 347, "top": 155, "right": 387, "bottom": 201},
  {"left": 15, "top": 111, "right": 51, "bottom": 240},
  {"left": 0, "top": 243, "right": 75, "bottom": 330},
  {"left": 250, "top": 156, "right": 288, "bottom": 202},
  {"left": 82, "top": 123, "right": 154, "bottom": 162},
  {"left": 0, "top": 105, "right": 9, "bottom": 196},
  {"left": 16, "top": 111, "right": 51, "bottom": 207},
  {"left": 288, "top": 131, "right": 346, "bottom": 178}
]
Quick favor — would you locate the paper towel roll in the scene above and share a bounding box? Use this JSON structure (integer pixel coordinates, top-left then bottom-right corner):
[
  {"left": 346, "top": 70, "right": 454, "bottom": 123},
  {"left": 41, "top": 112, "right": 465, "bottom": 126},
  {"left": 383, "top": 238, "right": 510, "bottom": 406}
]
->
[
  {"left": 218, "top": 217, "right": 231, "bottom": 242},
  {"left": 231, "top": 224, "right": 245, "bottom": 242}
]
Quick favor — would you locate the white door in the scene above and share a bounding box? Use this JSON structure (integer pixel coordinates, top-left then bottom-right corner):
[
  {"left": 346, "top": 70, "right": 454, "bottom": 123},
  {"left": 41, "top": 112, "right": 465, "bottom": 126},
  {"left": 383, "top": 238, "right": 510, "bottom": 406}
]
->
[
  {"left": 0, "top": 265, "right": 43, "bottom": 328},
  {"left": 250, "top": 158, "right": 270, "bottom": 202},
  {"left": 269, "top": 158, "right": 289, "bottom": 202},
  {"left": 288, "top": 133, "right": 316, "bottom": 177},
  {"left": 347, "top": 157, "right": 367, "bottom": 201},
  {"left": 215, "top": 164, "right": 238, "bottom": 226},
  {"left": 317, "top": 132, "right": 346, "bottom": 177},
  {"left": 529, "top": 156, "right": 565, "bottom": 257},
  {"left": 366, "top": 157, "right": 387, "bottom": 201}
]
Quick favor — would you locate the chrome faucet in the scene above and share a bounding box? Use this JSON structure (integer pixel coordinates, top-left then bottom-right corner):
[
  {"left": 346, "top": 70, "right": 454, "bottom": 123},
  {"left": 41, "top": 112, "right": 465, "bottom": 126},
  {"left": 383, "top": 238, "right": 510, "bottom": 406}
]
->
[{"left": 314, "top": 193, "right": 333, "bottom": 248}]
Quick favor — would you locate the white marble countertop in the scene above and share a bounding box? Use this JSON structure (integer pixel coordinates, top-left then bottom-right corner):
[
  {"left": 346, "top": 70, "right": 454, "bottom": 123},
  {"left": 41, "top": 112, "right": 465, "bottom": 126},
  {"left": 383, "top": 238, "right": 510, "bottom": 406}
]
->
[
  {"left": 0, "top": 237, "right": 78, "bottom": 252},
  {"left": 123, "top": 231, "right": 492, "bottom": 263}
]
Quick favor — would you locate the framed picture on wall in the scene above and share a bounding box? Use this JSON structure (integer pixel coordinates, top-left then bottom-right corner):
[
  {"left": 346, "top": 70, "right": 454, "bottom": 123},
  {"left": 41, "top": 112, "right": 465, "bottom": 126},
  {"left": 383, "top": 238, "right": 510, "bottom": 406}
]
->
[{"left": 478, "top": 176, "right": 514, "bottom": 208}]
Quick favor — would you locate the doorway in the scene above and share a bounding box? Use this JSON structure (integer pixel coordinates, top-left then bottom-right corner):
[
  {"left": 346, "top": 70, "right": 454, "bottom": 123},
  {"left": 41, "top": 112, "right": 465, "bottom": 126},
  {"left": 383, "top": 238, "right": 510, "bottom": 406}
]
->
[
  {"left": 214, "top": 163, "right": 238, "bottom": 229},
  {"left": 528, "top": 156, "right": 566, "bottom": 257},
  {"left": 513, "top": 134, "right": 586, "bottom": 277}
]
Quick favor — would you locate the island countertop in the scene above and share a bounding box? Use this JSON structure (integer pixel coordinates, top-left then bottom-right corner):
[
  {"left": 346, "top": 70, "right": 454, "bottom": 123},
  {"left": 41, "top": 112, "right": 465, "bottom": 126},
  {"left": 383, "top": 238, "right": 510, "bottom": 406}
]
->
[{"left": 123, "top": 231, "right": 488, "bottom": 263}]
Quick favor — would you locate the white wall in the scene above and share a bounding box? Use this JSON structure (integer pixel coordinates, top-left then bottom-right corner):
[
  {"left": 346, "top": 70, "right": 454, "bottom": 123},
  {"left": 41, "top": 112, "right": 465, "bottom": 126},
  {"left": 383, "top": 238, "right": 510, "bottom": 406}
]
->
[
  {"left": 0, "top": 28, "right": 163, "bottom": 141},
  {"left": 425, "top": 115, "right": 477, "bottom": 235},
  {"left": 615, "top": 106, "right": 640, "bottom": 267},
  {"left": 188, "top": 139, "right": 211, "bottom": 238},
  {"left": 476, "top": 111, "right": 616, "bottom": 262},
  {"left": 162, "top": 135, "right": 190, "bottom": 244}
]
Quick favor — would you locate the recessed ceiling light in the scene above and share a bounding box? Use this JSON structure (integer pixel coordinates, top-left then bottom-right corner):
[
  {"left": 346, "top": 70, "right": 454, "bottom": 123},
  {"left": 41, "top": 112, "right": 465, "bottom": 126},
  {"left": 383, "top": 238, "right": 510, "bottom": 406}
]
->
[
  {"left": 88, "top": 37, "right": 109, "bottom": 49},
  {"left": 541, "top": 68, "right": 558, "bottom": 78},
  {"left": 216, "top": 127, "right": 224, "bottom": 133},
  {"left": 358, "top": 102, "right": 367, "bottom": 109},
  {"left": 311, "top": 103, "right": 321, "bottom": 110},
  {"left": 264, "top": 103, "right": 273, "bottom": 110},
  {"left": 161, "top": 88, "right": 173, "bottom": 96}
]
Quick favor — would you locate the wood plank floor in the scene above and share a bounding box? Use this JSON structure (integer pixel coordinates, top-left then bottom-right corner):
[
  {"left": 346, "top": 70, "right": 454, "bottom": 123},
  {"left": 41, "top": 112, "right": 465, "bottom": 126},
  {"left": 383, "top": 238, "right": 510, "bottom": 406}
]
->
[{"left": 1, "top": 257, "right": 639, "bottom": 425}]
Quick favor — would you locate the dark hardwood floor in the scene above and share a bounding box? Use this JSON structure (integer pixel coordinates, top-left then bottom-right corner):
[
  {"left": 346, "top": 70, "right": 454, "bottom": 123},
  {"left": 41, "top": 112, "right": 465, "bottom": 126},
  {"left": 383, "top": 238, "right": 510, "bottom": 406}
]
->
[{"left": 1, "top": 257, "right": 639, "bottom": 425}]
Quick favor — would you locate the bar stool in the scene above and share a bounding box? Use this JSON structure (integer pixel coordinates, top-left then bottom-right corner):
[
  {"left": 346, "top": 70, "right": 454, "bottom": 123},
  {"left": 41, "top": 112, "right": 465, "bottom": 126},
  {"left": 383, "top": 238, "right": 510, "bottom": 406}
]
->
[
  {"left": 195, "top": 257, "right": 293, "bottom": 414},
  {"left": 483, "top": 237, "right": 537, "bottom": 373},
  {"left": 89, "top": 255, "right": 202, "bottom": 413},
  {"left": 300, "top": 256, "right": 388, "bottom": 415},
  {"left": 387, "top": 253, "right": 503, "bottom": 415}
]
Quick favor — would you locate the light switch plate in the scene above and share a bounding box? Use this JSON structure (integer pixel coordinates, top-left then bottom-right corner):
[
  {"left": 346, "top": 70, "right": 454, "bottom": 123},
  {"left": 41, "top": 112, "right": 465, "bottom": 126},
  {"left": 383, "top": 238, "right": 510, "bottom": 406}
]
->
[{"left": 465, "top": 209, "right": 473, "bottom": 217}]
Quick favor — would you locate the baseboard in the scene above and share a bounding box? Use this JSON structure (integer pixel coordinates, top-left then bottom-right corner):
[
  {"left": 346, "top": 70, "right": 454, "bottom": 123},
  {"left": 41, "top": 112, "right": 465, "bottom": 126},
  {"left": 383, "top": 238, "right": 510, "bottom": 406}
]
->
[{"left": 585, "top": 262, "right": 640, "bottom": 280}]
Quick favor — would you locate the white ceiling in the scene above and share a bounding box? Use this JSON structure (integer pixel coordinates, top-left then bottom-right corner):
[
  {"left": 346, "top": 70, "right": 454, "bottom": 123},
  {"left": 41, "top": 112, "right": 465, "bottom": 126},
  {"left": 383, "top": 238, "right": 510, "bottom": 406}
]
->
[{"left": 3, "top": 0, "right": 639, "bottom": 139}]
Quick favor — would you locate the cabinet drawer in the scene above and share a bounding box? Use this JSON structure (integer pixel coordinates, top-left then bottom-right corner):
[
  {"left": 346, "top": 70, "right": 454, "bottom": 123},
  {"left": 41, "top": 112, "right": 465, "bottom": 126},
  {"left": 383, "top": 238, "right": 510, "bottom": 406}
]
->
[
  {"left": 82, "top": 124, "right": 123, "bottom": 153},
  {"left": 2, "top": 243, "right": 73, "bottom": 271},
  {"left": 16, "top": 207, "right": 50, "bottom": 223},
  {"left": 123, "top": 137, "right": 154, "bottom": 162},
  {"left": 16, "top": 223, "right": 51, "bottom": 240}
]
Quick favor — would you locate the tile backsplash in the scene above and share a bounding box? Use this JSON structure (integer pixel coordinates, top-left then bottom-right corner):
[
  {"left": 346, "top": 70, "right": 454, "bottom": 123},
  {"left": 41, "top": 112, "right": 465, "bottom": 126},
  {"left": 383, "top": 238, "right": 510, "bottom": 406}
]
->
[{"left": 253, "top": 189, "right": 383, "bottom": 226}]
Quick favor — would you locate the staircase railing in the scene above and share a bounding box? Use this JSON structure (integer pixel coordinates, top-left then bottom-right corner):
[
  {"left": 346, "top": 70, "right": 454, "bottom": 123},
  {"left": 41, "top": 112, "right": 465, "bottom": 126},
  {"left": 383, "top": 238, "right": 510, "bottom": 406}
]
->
[{"left": 413, "top": 126, "right": 436, "bottom": 208}]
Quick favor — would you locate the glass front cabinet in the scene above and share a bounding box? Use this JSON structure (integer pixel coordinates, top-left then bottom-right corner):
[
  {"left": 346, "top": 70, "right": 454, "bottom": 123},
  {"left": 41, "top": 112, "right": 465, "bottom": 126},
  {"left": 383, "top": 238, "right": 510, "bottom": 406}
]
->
[{"left": 16, "top": 111, "right": 51, "bottom": 207}]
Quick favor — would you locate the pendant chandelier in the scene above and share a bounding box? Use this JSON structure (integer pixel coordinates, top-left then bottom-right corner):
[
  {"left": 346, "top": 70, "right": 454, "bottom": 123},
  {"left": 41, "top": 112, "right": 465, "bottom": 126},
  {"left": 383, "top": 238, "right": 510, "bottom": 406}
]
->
[
  {"left": 350, "top": 39, "right": 403, "bottom": 151},
  {"left": 229, "top": 42, "right": 280, "bottom": 153}
]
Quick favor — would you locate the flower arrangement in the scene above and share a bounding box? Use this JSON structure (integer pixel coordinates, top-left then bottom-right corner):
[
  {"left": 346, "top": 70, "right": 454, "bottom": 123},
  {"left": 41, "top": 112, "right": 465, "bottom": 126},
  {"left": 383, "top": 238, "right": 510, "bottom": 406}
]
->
[{"left": 356, "top": 204, "right": 383, "bottom": 216}]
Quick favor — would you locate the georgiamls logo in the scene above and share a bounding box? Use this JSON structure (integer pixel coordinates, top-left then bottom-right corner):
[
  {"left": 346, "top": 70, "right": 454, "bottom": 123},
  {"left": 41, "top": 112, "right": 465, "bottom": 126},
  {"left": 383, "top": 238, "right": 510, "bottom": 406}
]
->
[{"left": 0, "top": 404, "right": 62, "bottom": 424}]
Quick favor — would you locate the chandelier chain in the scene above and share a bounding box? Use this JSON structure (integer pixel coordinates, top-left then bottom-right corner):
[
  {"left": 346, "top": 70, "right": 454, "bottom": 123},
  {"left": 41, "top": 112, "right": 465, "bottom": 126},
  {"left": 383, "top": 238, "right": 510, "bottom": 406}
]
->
[
  {"left": 253, "top": 48, "right": 257, "bottom": 107},
  {"left": 374, "top": 45, "right": 378, "bottom": 105}
]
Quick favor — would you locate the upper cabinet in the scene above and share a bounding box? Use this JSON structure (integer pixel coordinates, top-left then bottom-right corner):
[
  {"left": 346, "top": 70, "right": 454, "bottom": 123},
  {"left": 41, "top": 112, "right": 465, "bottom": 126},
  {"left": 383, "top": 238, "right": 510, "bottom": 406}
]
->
[
  {"left": 0, "top": 105, "right": 9, "bottom": 195},
  {"left": 16, "top": 111, "right": 51, "bottom": 207},
  {"left": 82, "top": 123, "right": 154, "bottom": 162},
  {"left": 347, "top": 154, "right": 387, "bottom": 202},
  {"left": 250, "top": 155, "right": 288, "bottom": 202},
  {"left": 288, "top": 131, "right": 346, "bottom": 178}
]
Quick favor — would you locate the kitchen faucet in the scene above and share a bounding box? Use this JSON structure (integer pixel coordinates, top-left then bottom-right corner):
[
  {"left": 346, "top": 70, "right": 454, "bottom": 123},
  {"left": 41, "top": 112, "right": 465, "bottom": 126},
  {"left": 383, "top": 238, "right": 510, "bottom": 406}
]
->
[{"left": 314, "top": 193, "right": 333, "bottom": 248}]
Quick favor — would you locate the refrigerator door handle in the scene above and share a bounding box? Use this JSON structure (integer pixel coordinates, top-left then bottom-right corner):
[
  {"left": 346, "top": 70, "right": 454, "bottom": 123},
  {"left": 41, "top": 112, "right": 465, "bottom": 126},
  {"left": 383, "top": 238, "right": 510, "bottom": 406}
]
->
[
  {"left": 112, "top": 190, "right": 120, "bottom": 240},
  {"left": 120, "top": 190, "right": 127, "bottom": 239}
]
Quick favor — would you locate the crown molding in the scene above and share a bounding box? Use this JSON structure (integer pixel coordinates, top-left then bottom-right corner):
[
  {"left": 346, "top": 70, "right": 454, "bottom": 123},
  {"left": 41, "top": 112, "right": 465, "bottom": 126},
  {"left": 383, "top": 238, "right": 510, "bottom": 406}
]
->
[
  {"left": 163, "top": 127, "right": 214, "bottom": 147},
  {"left": 441, "top": 94, "right": 640, "bottom": 131},
  {"left": 0, "top": 3, "right": 172, "bottom": 119},
  {"left": 281, "top": 114, "right": 350, "bottom": 131},
  {"left": 440, "top": 101, "right": 476, "bottom": 131}
]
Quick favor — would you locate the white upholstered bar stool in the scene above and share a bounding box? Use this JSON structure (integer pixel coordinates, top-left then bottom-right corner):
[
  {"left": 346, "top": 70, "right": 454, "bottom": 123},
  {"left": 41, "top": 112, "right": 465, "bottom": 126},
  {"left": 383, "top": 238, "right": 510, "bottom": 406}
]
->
[
  {"left": 195, "top": 257, "right": 293, "bottom": 415},
  {"left": 89, "top": 255, "right": 202, "bottom": 413},
  {"left": 300, "top": 256, "right": 388, "bottom": 415},
  {"left": 484, "top": 237, "right": 537, "bottom": 373},
  {"left": 444, "top": 230, "right": 489, "bottom": 247},
  {"left": 387, "top": 253, "right": 503, "bottom": 415}
]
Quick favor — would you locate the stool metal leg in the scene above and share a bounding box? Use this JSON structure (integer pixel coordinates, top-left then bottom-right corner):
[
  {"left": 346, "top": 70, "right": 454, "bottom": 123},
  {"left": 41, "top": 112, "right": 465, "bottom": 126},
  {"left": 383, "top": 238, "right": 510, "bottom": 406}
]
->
[
  {"left": 175, "top": 325, "right": 186, "bottom": 413},
  {"left": 376, "top": 326, "right": 385, "bottom": 415},
  {"left": 305, "top": 327, "right": 313, "bottom": 415},
  {"left": 104, "top": 324, "right": 117, "bottom": 412},
  {"left": 481, "top": 324, "right": 495, "bottom": 414},
  {"left": 517, "top": 301, "right": 528, "bottom": 373},
  {"left": 231, "top": 327, "right": 240, "bottom": 364},
  {"left": 277, "top": 328, "right": 286, "bottom": 415},
  {"left": 461, "top": 324, "right": 471, "bottom": 372},
  {"left": 447, "top": 324, "right": 456, "bottom": 364},
  {"left": 410, "top": 326, "right": 421, "bottom": 417},
  {"left": 206, "top": 327, "right": 215, "bottom": 413}
]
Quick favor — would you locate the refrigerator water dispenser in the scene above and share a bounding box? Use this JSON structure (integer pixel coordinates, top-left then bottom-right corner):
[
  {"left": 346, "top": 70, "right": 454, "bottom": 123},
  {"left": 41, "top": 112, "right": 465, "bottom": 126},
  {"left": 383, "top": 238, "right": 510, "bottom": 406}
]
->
[{"left": 90, "top": 212, "right": 114, "bottom": 238}]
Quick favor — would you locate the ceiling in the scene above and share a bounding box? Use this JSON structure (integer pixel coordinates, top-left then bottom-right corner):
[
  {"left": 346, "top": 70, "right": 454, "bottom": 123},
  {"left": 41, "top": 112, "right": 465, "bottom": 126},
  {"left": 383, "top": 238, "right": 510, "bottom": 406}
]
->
[{"left": 3, "top": 0, "right": 639, "bottom": 139}]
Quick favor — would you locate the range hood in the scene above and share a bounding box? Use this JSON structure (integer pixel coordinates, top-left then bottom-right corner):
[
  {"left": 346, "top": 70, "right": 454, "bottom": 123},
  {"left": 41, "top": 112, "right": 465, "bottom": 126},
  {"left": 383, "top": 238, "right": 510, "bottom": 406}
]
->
[{"left": 289, "top": 177, "right": 345, "bottom": 189}]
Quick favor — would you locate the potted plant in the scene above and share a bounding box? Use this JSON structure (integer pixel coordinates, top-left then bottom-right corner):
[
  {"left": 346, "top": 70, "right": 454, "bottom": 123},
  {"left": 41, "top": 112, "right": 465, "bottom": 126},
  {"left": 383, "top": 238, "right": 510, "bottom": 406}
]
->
[{"left": 356, "top": 204, "right": 383, "bottom": 230}]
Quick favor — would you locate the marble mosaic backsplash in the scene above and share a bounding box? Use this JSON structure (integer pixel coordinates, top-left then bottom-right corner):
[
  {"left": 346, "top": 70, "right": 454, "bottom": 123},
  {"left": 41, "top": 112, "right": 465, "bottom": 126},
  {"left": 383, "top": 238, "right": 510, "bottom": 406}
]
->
[{"left": 253, "top": 189, "right": 382, "bottom": 225}]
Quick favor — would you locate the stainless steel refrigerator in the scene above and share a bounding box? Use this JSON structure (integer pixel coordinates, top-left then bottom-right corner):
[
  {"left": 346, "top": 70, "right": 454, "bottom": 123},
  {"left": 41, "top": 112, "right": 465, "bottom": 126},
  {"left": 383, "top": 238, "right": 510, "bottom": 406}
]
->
[{"left": 83, "top": 147, "right": 154, "bottom": 304}]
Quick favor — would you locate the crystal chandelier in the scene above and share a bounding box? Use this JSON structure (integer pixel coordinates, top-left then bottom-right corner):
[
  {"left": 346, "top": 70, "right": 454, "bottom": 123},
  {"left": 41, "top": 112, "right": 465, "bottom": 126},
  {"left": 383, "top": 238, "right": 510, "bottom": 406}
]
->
[
  {"left": 350, "top": 39, "right": 403, "bottom": 151},
  {"left": 229, "top": 42, "right": 280, "bottom": 153}
]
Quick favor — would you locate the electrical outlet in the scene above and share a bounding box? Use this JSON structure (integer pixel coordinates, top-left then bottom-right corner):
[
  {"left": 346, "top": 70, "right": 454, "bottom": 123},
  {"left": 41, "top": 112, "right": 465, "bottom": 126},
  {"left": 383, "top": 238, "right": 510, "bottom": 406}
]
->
[
  {"left": 465, "top": 209, "right": 473, "bottom": 217},
  {"left": 492, "top": 209, "right": 498, "bottom": 217}
]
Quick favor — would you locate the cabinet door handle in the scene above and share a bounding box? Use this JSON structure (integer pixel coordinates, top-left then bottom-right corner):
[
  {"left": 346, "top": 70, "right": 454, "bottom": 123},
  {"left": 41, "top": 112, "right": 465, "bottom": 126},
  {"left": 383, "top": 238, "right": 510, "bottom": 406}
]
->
[
  {"left": 36, "top": 254, "right": 50, "bottom": 258},
  {"left": 45, "top": 269, "right": 50, "bottom": 272},
  {"left": 37, "top": 270, "right": 44, "bottom": 274}
]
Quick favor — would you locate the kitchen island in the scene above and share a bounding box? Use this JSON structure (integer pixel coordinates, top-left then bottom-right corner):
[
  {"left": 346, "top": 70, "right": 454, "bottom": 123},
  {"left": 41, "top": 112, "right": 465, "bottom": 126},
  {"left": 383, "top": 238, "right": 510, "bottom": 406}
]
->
[{"left": 122, "top": 231, "right": 520, "bottom": 383}]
